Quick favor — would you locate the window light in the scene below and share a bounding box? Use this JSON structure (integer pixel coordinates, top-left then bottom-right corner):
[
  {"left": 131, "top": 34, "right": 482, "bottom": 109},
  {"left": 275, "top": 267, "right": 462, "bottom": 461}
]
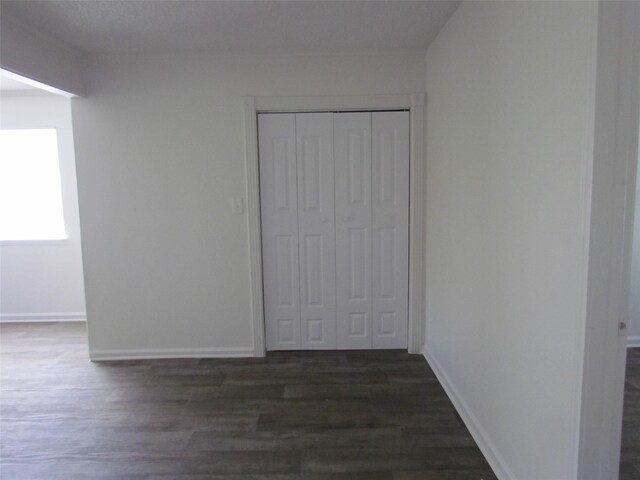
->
[{"left": 0, "top": 129, "right": 67, "bottom": 241}]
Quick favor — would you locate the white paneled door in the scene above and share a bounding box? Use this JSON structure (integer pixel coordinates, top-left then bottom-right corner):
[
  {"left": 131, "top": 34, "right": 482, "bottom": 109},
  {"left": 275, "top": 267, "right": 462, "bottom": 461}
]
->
[
  {"left": 259, "top": 114, "right": 301, "bottom": 350},
  {"left": 371, "top": 112, "right": 410, "bottom": 349},
  {"left": 334, "top": 113, "right": 372, "bottom": 349},
  {"left": 259, "top": 111, "right": 409, "bottom": 351},
  {"left": 295, "top": 113, "right": 337, "bottom": 349}
]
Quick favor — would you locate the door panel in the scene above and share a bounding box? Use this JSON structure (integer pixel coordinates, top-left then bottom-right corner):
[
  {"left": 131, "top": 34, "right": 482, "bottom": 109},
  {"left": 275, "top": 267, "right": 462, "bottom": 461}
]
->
[
  {"left": 259, "top": 114, "right": 301, "bottom": 350},
  {"left": 275, "top": 234, "right": 296, "bottom": 306},
  {"left": 334, "top": 113, "right": 372, "bottom": 349},
  {"left": 348, "top": 228, "right": 367, "bottom": 300},
  {"left": 371, "top": 111, "right": 409, "bottom": 349},
  {"left": 296, "top": 113, "right": 337, "bottom": 349},
  {"left": 377, "top": 227, "right": 396, "bottom": 298},
  {"left": 302, "top": 234, "right": 323, "bottom": 306}
]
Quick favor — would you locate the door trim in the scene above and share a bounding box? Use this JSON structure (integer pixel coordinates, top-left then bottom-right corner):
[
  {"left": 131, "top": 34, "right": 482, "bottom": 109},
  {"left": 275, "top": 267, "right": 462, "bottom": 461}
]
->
[{"left": 243, "top": 94, "right": 426, "bottom": 356}]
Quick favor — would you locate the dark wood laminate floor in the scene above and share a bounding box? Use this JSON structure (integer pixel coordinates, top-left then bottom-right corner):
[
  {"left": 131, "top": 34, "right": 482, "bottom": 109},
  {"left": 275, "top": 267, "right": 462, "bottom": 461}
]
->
[
  {"left": 621, "top": 348, "right": 640, "bottom": 480},
  {"left": 0, "top": 322, "right": 498, "bottom": 479}
]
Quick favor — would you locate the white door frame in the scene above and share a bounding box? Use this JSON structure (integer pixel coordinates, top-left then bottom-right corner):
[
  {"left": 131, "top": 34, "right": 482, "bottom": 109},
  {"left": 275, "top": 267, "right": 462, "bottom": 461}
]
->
[{"left": 243, "top": 94, "right": 426, "bottom": 356}]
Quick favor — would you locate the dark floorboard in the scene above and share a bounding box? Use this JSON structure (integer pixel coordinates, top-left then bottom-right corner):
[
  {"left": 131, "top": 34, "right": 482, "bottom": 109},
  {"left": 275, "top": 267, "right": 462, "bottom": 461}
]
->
[{"left": 0, "top": 322, "right": 500, "bottom": 479}]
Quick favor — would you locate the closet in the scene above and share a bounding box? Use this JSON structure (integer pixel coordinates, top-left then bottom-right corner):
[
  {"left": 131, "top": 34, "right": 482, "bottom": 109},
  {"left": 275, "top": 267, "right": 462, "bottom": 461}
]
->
[{"left": 259, "top": 111, "right": 409, "bottom": 350}]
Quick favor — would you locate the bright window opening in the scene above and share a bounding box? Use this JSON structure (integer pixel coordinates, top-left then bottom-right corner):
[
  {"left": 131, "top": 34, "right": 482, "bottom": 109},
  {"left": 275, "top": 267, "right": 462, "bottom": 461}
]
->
[{"left": 0, "top": 129, "right": 67, "bottom": 241}]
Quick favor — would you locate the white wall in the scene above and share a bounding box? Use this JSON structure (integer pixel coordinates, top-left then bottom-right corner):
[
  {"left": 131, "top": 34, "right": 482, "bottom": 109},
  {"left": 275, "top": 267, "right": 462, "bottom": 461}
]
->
[
  {"left": 71, "top": 52, "right": 425, "bottom": 358},
  {"left": 0, "top": 94, "right": 87, "bottom": 321},
  {"left": 423, "top": 2, "right": 598, "bottom": 479}
]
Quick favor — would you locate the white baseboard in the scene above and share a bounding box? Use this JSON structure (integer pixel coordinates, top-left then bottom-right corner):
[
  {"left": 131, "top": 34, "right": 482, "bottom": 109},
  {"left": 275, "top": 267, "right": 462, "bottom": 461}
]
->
[
  {"left": 0, "top": 312, "right": 86, "bottom": 322},
  {"left": 422, "top": 347, "right": 515, "bottom": 480},
  {"left": 628, "top": 336, "right": 640, "bottom": 348},
  {"left": 90, "top": 346, "right": 256, "bottom": 361}
]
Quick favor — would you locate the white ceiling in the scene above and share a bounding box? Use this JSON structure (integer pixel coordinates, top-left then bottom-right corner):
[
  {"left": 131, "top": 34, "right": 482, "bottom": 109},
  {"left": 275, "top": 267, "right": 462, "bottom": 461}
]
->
[{"left": 0, "top": 1, "right": 460, "bottom": 55}]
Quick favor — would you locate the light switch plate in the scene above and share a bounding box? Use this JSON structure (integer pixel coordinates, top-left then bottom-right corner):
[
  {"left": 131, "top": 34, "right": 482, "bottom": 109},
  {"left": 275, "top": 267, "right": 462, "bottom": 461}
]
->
[{"left": 231, "top": 197, "right": 244, "bottom": 215}]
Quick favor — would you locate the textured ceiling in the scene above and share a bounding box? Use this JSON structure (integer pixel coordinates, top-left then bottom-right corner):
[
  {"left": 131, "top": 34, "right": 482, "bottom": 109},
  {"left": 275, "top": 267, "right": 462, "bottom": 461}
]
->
[{"left": 1, "top": 0, "right": 460, "bottom": 55}]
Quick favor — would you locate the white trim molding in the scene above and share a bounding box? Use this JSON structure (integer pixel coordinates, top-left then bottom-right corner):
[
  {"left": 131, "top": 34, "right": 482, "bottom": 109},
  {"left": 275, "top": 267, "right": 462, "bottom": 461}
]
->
[
  {"left": 243, "top": 93, "right": 427, "bottom": 356},
  {"left": 0, "top": 312, "right": 86, "bottom": 322},
  {"left": 408, "top": 93, "right": 426, "bottom": 354},
  {"left": 254, "top": 94, "right": 417, "bottom": 113},
  {"left": 243, "top": 95, "right": 265, "bottom": 357},
  {"left": 423, "top": 347, "right": 516, "bottom": 480},
  {"left": 90, "top": 347, "right": 255, "bottom": 362},
  {"left": 628, "top": 337, "right": 640, "bottom": 348}
]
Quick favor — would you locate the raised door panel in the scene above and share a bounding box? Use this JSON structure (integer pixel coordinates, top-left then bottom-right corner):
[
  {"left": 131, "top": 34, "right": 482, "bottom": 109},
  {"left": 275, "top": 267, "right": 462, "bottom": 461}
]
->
[
  {"left": 258, "top": 114, "right": 301, "bottom": 350},
  {"left": 371, "top": 111, "right": 409, "bottom": 349},
  {"left": 296, "top": 113, "right": 337, "bottom": 349},
  {"left": 334, "top": 112, "right": 372, "bottom": 349}
]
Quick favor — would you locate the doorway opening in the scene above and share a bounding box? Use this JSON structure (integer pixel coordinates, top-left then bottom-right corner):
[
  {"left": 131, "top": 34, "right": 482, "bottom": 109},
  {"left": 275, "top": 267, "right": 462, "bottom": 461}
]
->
[
  {"left": 620, "top": 106, "right": 640, "bottom": 477},
  {"left": 0, "top": 69, "right": 88, "bottom": 351}
]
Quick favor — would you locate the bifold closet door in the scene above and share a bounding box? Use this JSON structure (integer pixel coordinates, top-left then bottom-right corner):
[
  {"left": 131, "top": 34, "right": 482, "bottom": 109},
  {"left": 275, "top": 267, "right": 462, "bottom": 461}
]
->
[
  {"left": 371, "top": 111, "right": 409, "bottom": 349},
  {"left": 334, "top": 111, "right": 410, "bottom": 349},
  {"left": 334, "top": 113, "right": 373, "bottom": 349},
  {"left": 260, "top": 110, "right": 409, "bottom": 351},
  {"left": 295, "top": 113, "right": 337, "bottom": 349},
  {"left": 259, "top": 113, "right": 336, "bottom": 350},
  {"left": 259, "top": 114, "right": 301, "bottom": 350}
]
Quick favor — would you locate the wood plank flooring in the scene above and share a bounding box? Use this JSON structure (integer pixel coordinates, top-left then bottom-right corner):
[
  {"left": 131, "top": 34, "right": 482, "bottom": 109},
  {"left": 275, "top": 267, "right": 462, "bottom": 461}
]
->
[{"left": 0, "top": 322, "right": 498, "bottom": 479}]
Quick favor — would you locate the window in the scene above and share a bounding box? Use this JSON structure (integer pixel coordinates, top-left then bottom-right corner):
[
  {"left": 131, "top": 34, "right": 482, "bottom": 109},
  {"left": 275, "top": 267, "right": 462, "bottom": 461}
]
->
[{"left": 0, "top": 129, "right": 66, "bottom": 241}]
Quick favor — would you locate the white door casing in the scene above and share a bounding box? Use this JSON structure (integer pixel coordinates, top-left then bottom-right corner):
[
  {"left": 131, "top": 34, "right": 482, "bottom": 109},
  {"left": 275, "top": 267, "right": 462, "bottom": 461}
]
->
[{"left": 245, "top": 95, "right": 426, "bottom": 356}]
